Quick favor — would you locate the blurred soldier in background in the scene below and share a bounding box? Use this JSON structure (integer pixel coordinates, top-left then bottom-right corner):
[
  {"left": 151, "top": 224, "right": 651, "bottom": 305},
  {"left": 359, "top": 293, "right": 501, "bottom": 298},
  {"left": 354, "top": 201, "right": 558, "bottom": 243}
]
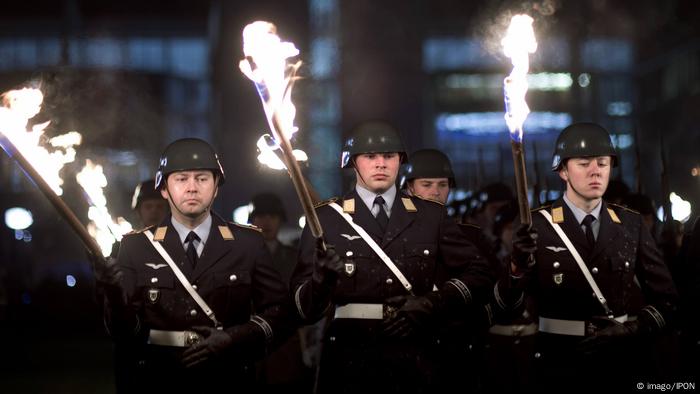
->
[{"left": 131, "top": 179, "right": 169, "bottom": 228}]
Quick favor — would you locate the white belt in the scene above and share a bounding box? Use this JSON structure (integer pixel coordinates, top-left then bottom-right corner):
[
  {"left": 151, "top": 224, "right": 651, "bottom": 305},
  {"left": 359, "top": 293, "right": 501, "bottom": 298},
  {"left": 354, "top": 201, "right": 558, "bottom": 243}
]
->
[
  {"left": 334, "top": 303, "right": 384, "bottom": 320},
  {"left": 538, "top": 315, "right": 628, "bottom": 336},
  {"left": 489, "top": 322, "right": 538, "bottom": 337},
  {"left": 148, "top": 329, "right": 202, "bottom": 347}
]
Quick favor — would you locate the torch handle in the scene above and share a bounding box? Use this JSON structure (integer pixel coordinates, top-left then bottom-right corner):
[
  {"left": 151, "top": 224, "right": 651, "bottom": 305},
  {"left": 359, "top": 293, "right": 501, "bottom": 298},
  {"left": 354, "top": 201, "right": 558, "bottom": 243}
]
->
[
  {"left": 511, "top": 140, "right": 532, "bottom": 225},
  {"left": 269, "top": 113, "right": 325, "bottom": 239},
  {"left": 0, "top": 133, "right": 104, "bottom": 258}
]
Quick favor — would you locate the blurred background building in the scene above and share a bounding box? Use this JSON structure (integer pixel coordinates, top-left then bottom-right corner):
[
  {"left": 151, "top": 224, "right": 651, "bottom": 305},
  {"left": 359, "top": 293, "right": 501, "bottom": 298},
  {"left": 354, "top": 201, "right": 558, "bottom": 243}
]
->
[{"left": 0, "top": 0, "right": 698, "bottom": 392}]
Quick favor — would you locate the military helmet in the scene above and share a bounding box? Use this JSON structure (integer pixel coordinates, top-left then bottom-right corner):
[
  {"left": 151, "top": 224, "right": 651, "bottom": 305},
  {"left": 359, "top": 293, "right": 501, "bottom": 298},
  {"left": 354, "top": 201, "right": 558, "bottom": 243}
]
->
[
  {"left": 404, "top": 149, "right": 456, "bottom": 187},
  {"left": 155, "top": 138, "right": 225, "bottom": 189},
  {"left": 551, "top": 122, "right": 618, "bottom": 171},
  {"left": 131, "top": 179, "right": 163, "bottom": 210},
  {"left": 341, "top": 121, "right": 406, "bottom": 168},
  {"left": 249, "top": 192, "right": 287, "bottom": 222}
]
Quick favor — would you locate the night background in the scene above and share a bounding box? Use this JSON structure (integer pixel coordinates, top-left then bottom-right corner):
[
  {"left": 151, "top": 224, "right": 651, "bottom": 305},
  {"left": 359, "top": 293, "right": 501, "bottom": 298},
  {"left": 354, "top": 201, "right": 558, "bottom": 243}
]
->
[{"left": 0, "top": 0, "right": 699, "bottom": 392}]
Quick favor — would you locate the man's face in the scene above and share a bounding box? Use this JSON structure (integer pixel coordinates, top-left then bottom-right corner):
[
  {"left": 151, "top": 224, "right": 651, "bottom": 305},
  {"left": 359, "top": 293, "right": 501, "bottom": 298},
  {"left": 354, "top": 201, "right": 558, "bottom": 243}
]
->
[
  {"left": 251, "top": 214, "right": 282, "bottom": 242},
  {"left": 137, "top": 198, "right": 169, "bottom": 227},
  {"left": 559, "top": 156, "right": 611, "bottom": 201},
  {"left": 161, "top": 170, "right": 217, "bottom": 221},
  {"left": 408, "top": 178, "right": 450, "bottom": 204},
  {"left": 354, "top": 153, "right": 400, "bottom": 193}
]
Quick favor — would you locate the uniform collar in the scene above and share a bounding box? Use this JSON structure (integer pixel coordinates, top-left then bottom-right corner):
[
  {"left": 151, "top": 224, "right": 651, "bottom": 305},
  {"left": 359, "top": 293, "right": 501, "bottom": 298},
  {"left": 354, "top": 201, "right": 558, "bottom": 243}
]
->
[
  {"left": 563, "top": 193, "right": 602, "bottom": 225},
  {"left": 355, "top": 183, "right": 396, "bottom": 215},
  {"left": 170, "top": 213, "right": 212, "bottom": 248}
]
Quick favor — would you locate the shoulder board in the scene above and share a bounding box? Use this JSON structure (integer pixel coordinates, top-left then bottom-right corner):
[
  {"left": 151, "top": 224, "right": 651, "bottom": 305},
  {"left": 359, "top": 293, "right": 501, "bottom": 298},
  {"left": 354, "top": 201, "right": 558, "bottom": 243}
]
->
[
  {"left": 608, "top": 203, "right": 640, "bottom": 215},
  {"left": 458, "top": 223, "right": 481, "bottom": 230},
  {"left": 229, "top": 222, "right": 263, "bottom": 233},
  {"left": 314, "top": 197, "right": 338, "bottom": 208},
  {"left": 414, "top": 195, "right": 444, "bottom": 206},
  {"left": 531, "top": 205, "right": 551, "bottom": 212}
]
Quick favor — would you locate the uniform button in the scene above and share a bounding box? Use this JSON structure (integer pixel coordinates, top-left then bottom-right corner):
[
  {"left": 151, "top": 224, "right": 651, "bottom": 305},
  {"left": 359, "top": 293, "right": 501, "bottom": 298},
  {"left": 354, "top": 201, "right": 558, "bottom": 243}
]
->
[
  {"left": 192, "top": 285, "right": 198, "bottom": 290},
  {"left": 346, "top": 251, "right": 354, "bottom": 257},
  {"left": 189, "top": 309, "right": 197, "bottom": 317},
  {"left": 386, "top": 278, "right": 393, "bottom": 285},
  {"left": 624, "top": 261, "right": 630, "bottom": 268},
  {"left": 592, "top": 267, "right": 599, "bottom": 274},
  {"left": 150, "top": 277, "right": 158, "bottom": 283},
  {"left": 329, "top": 336, "right": 336, "bottom": 342},
  {"left": 534, "top": 352, "right": 541, "bottom": 359},
  {"left": 423, "top": 249, "right": 430, "bottom": 256},
  {"left": 553, "top": 262, "right": 560, "bottom": 269},
  {"left": 229, "top": 274, "right": 237, "bottom": 282}
]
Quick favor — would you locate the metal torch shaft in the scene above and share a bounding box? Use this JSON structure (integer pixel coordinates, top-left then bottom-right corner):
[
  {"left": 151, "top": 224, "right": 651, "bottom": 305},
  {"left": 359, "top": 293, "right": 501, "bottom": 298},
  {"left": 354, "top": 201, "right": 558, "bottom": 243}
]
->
[
  {"left": 0, "top": 132, "right": 104, "bottom": 258},
  {"left": 510, "top": 139, "right": 532, "bottom": 225}
]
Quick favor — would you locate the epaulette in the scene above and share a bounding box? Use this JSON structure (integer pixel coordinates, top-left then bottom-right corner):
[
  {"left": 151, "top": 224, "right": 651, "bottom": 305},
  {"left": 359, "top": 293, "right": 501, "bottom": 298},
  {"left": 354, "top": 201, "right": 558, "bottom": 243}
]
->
[
  {"left": 414, "top": 195, "right": 444, "bottom": 206},
  {"left": 230, "top": 222, "right": 263, "bottom": 233},
  {"left": 608, "top": 203, "right": 639, "bottom": 215},
  {"left": 314, "top": 197, "right": 338, "bottom": 208}
]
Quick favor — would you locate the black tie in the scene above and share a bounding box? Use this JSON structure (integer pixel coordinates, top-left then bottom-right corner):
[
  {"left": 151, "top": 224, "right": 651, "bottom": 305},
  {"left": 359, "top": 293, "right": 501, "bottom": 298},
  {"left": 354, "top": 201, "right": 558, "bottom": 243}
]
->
[
  {"left": 582, "top": 215, "right": 596, "bottom": 248},
  {"left": 373, "top": 196, "right": 389, "bottom": 232},
  {"left": 185, "top": 231, "right": 200, "bottom": 268}
]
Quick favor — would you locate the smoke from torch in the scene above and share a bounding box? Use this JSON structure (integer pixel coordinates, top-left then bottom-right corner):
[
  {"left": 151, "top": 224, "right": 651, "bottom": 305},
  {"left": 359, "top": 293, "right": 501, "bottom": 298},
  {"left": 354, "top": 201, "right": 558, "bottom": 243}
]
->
[{"left": 502, "top": 14, "right": 537, "bottom": 225}]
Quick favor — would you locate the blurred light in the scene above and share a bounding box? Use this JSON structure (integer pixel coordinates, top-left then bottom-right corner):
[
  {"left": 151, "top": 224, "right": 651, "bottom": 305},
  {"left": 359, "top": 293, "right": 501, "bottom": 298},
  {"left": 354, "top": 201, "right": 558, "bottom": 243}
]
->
[
  {"left": 437, "top": 111, "right": 571, "bottom": 136},
  {"left": 22, "top": 230, "right": 32, "bottom": 242},
  {"left": 607, "top": 101, "right": 632, "bottom": 117},
  {"left": 527, "top": 73, "right": 573, "bottom": 91},
  {"left": 691, "top": 166, "right": 699, "bottom": 177},
  {"left": 453, "top": 189, "right": 471, "bottom": 201},
  {"left": 4, "top": 207, "right": 33, "bottom": 230},
  {"left": 656, "top": 192, "right": 692, "bottom": 223},
  {"left": 66, "top": 275, "right": 77, "bottom": 287},
  {"left": 578, "top": 73, "right": 591, "bottom": 87},
  {"left": 232, "top": 203, "right": 253, "bottom": 224},
  {"left": 298, "top": 215, "right": 306, "bottom": 229},
  {"left": 610, "top": 134, "right": 633, "bottom": 149},
  {"left": 548, "top": 190, "right": 562, "bottom": 201},
  {"left": 21, "top": 292, "right": 31, "bottom": 304},
  {"left": 447, "top": 207, "right": 456, "bottom": 216},
  {"left": 444, "top": 73, "right": 572, "bottom": 92},
  {"left": 14, "top": 230, "right": 23, "bottom": 240}
]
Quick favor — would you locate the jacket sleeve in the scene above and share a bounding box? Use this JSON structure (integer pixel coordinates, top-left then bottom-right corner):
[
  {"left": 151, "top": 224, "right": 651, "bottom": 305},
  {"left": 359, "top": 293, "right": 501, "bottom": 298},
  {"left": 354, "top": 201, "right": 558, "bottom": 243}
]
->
[{"left": 289, "top": 224, "right": 332, "bottom": 323}]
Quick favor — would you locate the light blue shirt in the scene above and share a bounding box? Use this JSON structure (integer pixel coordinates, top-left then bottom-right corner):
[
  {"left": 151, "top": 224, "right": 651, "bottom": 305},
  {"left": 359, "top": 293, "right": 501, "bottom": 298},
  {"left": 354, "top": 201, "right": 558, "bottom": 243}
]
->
[
  {"left": 170, "top": 214, "right": 211, "bottom": 257},
  {"left": 563, "top": 193, "right": 602, "bottom": 240},
  {"left": 355, "top": 184, "right": 396, "bottom": 218}
]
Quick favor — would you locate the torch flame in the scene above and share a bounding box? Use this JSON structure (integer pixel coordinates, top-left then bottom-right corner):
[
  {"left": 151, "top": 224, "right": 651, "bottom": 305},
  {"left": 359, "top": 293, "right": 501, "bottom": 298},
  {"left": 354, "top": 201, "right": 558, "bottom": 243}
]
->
[
  {"left": 239, "top": 21, "right": 301, "bottom": 142},
  {"left": 502, "top": 14, "right": 538, "bottom": 143},
  {"left": 0, "top": 88, "right": 81, "bottom": 195},
  {"left": 76, "top": 159, "right": 133, "bottom": 256}
]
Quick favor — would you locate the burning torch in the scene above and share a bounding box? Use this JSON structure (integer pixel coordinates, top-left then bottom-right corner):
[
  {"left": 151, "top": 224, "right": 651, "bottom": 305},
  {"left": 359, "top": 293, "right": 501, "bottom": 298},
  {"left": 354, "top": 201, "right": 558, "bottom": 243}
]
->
[
  {"left": 240, "top": 21, "right": 324, "bottom": 240},
  {"left": 0, "top": 88, "right": 103, "bottom": 258},
  {"left": 502, "top": 14, "right": 537, "bottom": 225}
]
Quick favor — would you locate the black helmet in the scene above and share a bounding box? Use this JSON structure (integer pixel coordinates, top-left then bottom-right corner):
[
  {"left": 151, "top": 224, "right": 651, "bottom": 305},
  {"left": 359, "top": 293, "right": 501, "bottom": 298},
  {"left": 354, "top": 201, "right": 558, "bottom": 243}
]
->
[
  {"left": 551, "top": 122, "right": 617, "bottom": 171},
  {"left": 404, "top": 149, "right": 456, "bottom": 187},
  {"left": 341, "top": 121, "right": 406, "bottom": 168},
  {"left": 249, "top": 192, "right": 287, "bottom": 222},
  {"left": 131, "top": 179, "right": 163, "bottom": 210},
  {"left": 155, "top": 138, "right": 225, "bottom": 189}
]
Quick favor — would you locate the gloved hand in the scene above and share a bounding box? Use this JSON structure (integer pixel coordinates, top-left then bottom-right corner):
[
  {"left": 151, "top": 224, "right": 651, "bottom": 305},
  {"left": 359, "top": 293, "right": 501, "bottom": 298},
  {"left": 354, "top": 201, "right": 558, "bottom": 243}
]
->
[
  {"left": 576, "top": 316, "right": 639, "bottom": 356},
  {"left": 312, "top": 241, "right": 344, "bottom": 289},
  {"left": 92, "top": 255, "right": 123, "bottom": 288},
  {"left": 382, "top": 294, "right": 436, "bottom": 338},
  {"left": 181, "top": 326, "right": 234, "bottom": 368},
  {"left": 511, "top": 223, "right": 538, "bottom": 271}
]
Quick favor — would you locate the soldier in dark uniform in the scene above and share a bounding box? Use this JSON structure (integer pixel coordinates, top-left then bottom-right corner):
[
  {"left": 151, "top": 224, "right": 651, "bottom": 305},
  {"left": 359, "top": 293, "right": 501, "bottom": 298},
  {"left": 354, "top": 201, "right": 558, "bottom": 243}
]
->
[
  {"left": 403, "top": 147, "right": 495, "bottom": 391},
  {"left": 290, "top": 122, "right": 493, "bottom": 393},
  {"left": 497, "top": 123, "right": 678, "bottom": 392},
  {"left": 131, "top": 179, "right": 169, "bottom": 228},
  {"left": 95, "top": 138, "right": 291, "bottom": 393},
  {"left": 249, "top": 192, "right": 313, "bottom": 392}
]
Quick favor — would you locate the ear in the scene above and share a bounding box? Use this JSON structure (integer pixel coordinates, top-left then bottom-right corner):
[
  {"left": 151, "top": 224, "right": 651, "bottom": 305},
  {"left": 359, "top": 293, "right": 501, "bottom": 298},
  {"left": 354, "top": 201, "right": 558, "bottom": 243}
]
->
[
  {"left": 558, "top": 166, "right": 568, "bottom": 182},
  {"left": 160, "top": 185, "right": 169, "bottom": 200}
]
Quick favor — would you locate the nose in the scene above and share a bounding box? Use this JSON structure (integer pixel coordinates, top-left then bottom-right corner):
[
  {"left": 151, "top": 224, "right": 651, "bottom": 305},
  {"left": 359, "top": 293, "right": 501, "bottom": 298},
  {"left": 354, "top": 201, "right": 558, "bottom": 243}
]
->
[{"left": 374, "top": 156, "right": 386, "bottom": 168}]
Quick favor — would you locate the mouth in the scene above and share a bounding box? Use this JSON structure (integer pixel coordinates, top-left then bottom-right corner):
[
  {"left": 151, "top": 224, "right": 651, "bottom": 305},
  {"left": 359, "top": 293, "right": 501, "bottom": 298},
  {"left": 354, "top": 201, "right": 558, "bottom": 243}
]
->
[{"left": 372, "top": 174, "right": 388, "bottom": 181}]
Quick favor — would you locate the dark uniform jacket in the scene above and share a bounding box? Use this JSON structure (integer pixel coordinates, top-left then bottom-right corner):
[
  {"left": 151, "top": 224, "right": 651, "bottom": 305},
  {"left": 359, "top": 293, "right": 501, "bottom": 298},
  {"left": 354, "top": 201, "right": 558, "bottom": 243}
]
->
[
  {"left": 290, "top": 190, "right": 492, "bottom": 393},
  {"left": 106, "top": 214, "right": 290, "bottom": 392},
  {"left": 495, "top": 198, "right": 678, "bottom": 391}
]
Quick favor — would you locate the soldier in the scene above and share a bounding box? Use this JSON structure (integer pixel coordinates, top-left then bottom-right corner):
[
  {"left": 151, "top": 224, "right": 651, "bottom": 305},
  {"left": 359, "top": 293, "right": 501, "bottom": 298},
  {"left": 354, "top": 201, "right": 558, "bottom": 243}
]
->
[
  {"left": 249, "top": 193, "right": 298, "bottom": 283},
  {"left": 131, "top": 179, "right": 169, "bottom": 228},
  {"left": 95, "top": 138, "right": 290, "bottom": 393},
  {"left": 497, "top": 123, "right": 678, "bottom": 392},
  {"left": 402, "top": 148, "right": 455, "bottom": 204},
  {"left": 290, "top": 121, "right": 493, "bottom": 393}
]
